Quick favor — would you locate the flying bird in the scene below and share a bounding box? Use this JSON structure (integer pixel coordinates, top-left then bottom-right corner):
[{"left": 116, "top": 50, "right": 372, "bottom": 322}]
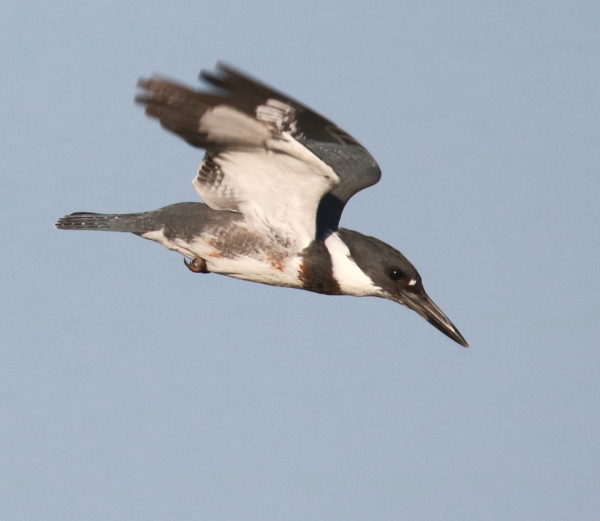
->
[{"left": 56, "top": 63, "right": 468, "bottom": 347}]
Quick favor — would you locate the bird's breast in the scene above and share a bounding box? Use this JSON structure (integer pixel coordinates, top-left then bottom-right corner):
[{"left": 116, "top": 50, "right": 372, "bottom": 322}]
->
[{"left": 298, "top": 240, "right": 342, "bottom": 295}]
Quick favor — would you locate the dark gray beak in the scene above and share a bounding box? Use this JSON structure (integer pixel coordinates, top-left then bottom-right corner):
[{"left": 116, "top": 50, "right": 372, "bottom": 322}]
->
[{"left": 398, "top": 290, "right": 469, "bottom": 347}]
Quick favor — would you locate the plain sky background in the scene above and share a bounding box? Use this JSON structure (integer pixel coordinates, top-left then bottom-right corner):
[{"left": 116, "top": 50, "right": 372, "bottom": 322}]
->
[{"left": 2, "top": 1, "right": 599, "bottom": 520}]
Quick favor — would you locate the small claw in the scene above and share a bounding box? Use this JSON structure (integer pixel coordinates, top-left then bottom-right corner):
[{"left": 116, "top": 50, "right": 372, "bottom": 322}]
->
[{"left": 184, "top": 257, "right": 209, "bottom": 273}]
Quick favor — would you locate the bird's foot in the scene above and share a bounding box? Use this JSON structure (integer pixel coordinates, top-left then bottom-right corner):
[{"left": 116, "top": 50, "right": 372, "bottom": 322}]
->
[{"left": 184, "top": 257, "right": 209, "bottom": 273}]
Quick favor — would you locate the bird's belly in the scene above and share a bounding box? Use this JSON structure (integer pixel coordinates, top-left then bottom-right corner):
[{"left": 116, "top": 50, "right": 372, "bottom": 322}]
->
[
  {"left": 187, "top": 229, "right": 305, "bottom": 287},
  {"left": 142, "top": 229, "right": 304, "bottom": 288},
  {"left": 143, "top": 230, "right": 302, "bottom": 288},
  {"left": 204, "top": 254, "right": 304, "bottom": 288}
]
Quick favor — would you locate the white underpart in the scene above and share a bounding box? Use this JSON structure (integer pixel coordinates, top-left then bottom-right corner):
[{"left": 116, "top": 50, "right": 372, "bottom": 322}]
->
[
  {"left": 325, "top": 232, "right": 383, "bottom": 297},
  {"left": 142, "top": 230, "right": 198, "bottom": 259},
  {"left": 141, "top": 229, "right": 304, "bottom": 288},
  {"left": 204, "top": 253, "right": 303, "bottom": 287},
  {"left": 193, "top": 132, "right": 339, "bottom": 250}
]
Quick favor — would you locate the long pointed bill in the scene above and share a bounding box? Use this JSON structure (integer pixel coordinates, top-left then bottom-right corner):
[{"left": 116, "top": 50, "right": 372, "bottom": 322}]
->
[{"left": 400, "top": 291, "right": 469, "bottom": 347}]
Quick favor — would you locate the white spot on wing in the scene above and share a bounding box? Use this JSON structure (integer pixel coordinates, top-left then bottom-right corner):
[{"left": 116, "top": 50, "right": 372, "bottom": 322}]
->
[
  {"left": 256, "top": 99, "right": 302, "bottom": 137},
  {"left": 199, "top": 106, "right": 270, "bottom": 146}
]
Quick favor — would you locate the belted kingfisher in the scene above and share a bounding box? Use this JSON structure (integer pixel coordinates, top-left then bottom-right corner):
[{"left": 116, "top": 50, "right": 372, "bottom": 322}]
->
[{"left": 56, "top": 63, "right": 468, "bottom": 347}]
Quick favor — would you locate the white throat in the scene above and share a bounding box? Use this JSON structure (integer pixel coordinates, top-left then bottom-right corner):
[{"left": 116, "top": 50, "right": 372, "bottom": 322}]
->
[{"left": 324, "top": 232, "right": 382, "bottom": 297}]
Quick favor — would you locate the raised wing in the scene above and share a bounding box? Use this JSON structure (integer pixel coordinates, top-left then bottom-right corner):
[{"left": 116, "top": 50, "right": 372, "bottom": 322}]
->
[
  {"left": 200, "top": 64, "right": 382, "bottom": 237},
  {"left": 136, "top": 63, "right": 380, "bottom": 245}
]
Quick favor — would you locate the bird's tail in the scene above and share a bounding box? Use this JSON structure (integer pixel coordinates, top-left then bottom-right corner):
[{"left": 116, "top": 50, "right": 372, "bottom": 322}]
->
[{"left": 55, "top": 211, "right": 157, "bottom": 234}]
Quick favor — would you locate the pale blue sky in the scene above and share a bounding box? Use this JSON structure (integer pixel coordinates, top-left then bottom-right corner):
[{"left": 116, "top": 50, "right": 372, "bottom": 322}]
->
[{"left": 2, "top": 1, "right": 599, "bottom": 520}]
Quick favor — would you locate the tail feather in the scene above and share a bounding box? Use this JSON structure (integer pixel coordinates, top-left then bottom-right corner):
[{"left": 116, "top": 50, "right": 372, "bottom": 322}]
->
[
  {"left": 55, "top": 211, "right": 158, "bottom": 234},
  {"left": 56, "top": 203, "right": 223, "bottom": 239}
]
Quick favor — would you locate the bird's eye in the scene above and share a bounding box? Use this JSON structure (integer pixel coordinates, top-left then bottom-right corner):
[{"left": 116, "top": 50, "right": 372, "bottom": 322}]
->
[{"left": 388, "top": 267, "right": 404, "bottom": 281}]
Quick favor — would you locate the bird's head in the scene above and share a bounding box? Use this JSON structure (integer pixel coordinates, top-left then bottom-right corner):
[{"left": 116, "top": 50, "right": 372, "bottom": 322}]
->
[{"left": 337, "top": 229, "right": 468, "bottom": 347}]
